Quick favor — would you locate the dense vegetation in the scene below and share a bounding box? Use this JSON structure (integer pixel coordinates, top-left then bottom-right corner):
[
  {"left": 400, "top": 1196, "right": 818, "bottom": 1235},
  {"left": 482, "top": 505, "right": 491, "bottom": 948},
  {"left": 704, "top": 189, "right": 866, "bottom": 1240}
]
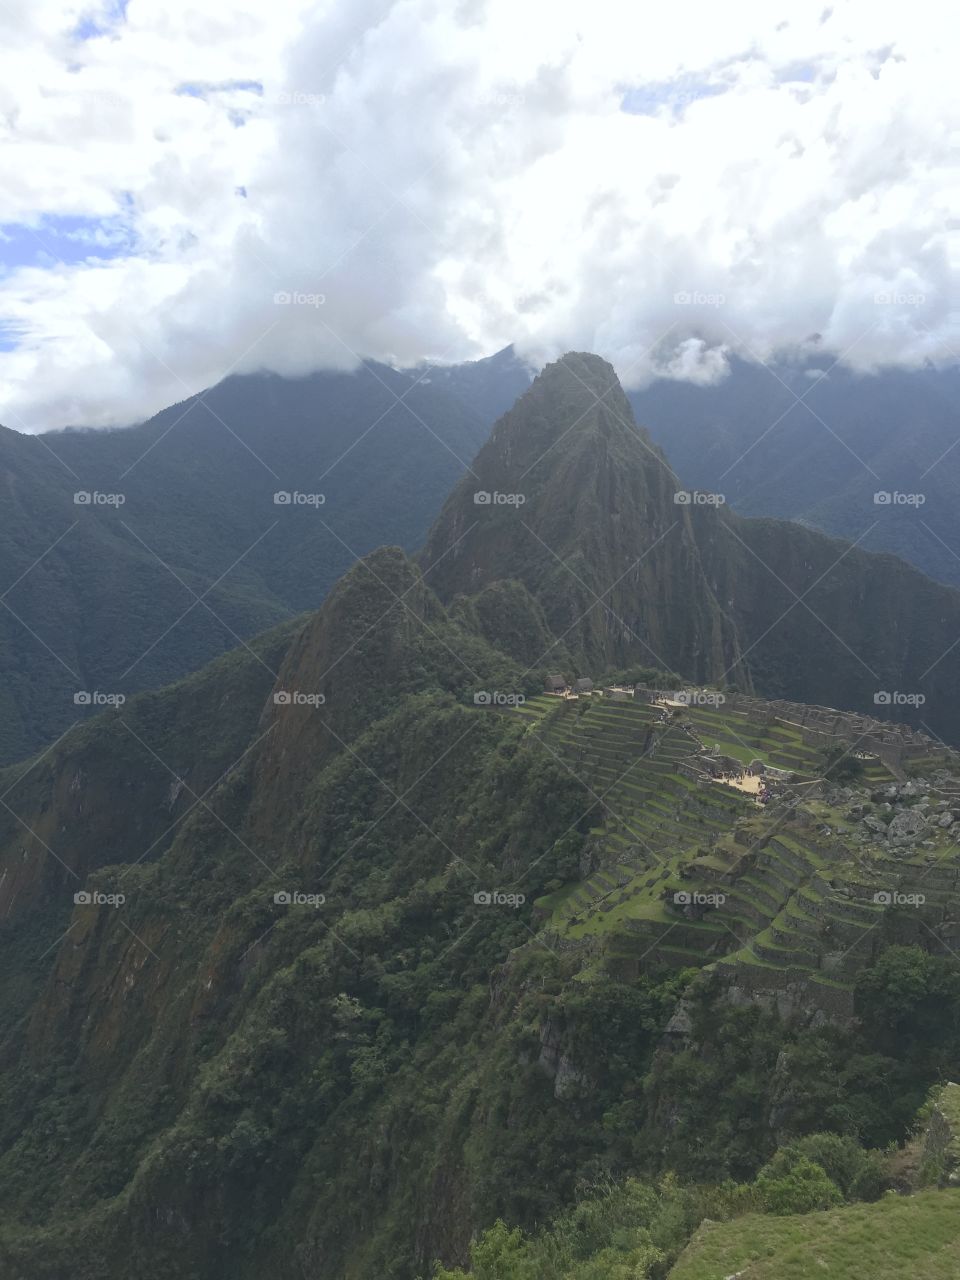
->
[
  {"left": 2, "top": 353, "right": 960, "bottom": 1276},
  {"left": 0, "top": 556, "right": 958, "bottom": 1277}
]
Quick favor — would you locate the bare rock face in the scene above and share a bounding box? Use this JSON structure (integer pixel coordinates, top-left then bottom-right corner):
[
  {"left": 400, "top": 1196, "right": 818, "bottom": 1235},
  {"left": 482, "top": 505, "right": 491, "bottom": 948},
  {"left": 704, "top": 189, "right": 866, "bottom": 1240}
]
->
[
  {"left": 888, "top": 808, "right": 928, "bottom": 845},
  {"left": 537, "top": 1017, "right": 589, "bottom": 1099},
  {"left": 553, "top": 1054, "right": 588, "bottom": 1099},
  {"left": 664, "top": 1001, "right": 695, "bottom": 1038},
  {"left": 920, "top": 1082, "right": 960, "bottom": 1186}
]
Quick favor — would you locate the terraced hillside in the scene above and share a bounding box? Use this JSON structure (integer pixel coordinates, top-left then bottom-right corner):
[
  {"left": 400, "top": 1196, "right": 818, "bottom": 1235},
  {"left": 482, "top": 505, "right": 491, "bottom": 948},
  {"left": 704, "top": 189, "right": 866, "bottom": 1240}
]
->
[{"left": 530, "top": 690, "right": 960, "bottom": 1019}]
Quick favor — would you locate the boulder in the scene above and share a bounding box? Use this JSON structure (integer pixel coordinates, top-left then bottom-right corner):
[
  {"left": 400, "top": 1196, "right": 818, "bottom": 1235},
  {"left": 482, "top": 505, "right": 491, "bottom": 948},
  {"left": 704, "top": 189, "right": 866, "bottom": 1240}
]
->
[{"left": 888, "top": 808, "right": 928, "bottom": 844}]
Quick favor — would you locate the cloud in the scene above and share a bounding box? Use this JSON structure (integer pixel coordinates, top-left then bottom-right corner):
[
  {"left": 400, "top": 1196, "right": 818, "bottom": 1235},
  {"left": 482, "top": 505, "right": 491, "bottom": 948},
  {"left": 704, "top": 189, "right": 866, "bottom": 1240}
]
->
[{"left": 0, "top": 0, "right": 958, "bottom": 428}]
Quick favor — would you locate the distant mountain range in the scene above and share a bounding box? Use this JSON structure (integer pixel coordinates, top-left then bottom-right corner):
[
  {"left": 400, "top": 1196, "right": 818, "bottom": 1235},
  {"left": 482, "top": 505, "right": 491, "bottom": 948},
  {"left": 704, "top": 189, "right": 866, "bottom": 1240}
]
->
[
  {"left": 0, "top": 363, "right": 489, "bottom": 762},
  {"left": 3, "top": 343, "right": 959, "bottom": 766}
]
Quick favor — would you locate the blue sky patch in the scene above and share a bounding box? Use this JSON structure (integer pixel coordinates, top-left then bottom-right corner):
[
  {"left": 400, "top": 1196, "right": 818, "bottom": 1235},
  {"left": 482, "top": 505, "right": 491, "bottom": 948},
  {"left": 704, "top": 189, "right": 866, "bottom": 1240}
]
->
[
  {"left": 71, "top": 1, "right": 130, "bottom": 41},
  {"left": 621, "top": 78, "right": 727, "bottom": 116},
  {"left": 175, "top": 79, "right": 263, "bottom": 100},
  {"left": 0, "top": 213, "right": 136, "bottom": 273},
  {"left": 777, "top": 61, "right": 817, "bottom": 83},
  {"left": 0, "top": 324, "right": 24, "bottom": 353}
]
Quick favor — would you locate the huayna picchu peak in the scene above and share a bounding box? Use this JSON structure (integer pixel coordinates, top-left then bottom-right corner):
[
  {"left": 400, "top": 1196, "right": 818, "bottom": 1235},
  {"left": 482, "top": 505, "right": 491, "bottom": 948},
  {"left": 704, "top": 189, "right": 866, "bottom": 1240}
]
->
[
  {"left": 422, "top": 352, "right": 746, "bottom": 685},
  {"left": 4, "top": 358, "right": 960, "bottom": 1278},
  {"left": 424, "top": 352, "right": 960, "bottom": 746}
]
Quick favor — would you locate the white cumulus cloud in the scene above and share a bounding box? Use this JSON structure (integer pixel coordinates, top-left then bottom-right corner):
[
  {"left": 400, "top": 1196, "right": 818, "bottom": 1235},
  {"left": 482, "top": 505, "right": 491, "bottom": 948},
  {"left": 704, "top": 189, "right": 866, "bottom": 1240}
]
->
[{"left": 0, "top": 0, "right": 958, "bottom": 428}]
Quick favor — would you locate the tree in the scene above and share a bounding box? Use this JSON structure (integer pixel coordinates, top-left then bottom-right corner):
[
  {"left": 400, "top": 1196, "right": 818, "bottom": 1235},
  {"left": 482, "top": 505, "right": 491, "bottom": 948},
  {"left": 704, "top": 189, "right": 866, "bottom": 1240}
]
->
[
  {"left": 757, "top": 1134, "right": 885, "bottom": 1202},
  {"left": 755, "top": 1156, "right": 843, "bottom": 1215},
  {"left": 821, "top": 744, "right": 864, "bottom": 783}
]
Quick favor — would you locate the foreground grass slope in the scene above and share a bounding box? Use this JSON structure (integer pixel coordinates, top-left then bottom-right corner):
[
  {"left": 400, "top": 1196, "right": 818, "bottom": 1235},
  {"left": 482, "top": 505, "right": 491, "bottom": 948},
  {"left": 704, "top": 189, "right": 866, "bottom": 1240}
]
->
[{"left": 669, "top": 1190, "right": 960, "bottom": 1280}]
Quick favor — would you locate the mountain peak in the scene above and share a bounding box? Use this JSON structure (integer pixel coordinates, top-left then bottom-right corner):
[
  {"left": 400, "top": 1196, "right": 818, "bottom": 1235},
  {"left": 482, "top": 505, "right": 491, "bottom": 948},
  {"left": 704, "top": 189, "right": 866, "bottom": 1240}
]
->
[
  {"left": 444, "top": 350, "right": 649, "bottom": 500},
  {"left": 546, "top": 349, "right": 620, "bottom": 388},
  {"left": 420, "top": 355, "right": 742, "bottom": 681},
  {"left": 511, "top": 351, "right": 638, "bottom": 452}
]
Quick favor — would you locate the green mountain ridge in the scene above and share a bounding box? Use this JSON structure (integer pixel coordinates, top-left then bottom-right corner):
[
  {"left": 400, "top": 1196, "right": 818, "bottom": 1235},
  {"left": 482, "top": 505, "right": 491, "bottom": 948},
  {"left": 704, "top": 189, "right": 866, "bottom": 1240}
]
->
[
  {"left": 0, "top": 363, "right": 491, "bottom": 765},
  {"left": 3, "top": 355, "right": 960, "bottom": 1276}
]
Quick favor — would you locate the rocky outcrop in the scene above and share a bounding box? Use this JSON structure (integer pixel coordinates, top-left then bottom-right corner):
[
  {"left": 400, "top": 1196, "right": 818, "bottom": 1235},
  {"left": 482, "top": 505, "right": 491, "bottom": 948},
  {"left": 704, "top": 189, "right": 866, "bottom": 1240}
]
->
[
  {"left": 920, "top": 1083, "right": 960, "bottom": 1186},
  {"left": 537, "top": 1017, "right": 590, "bottom": 1099}
]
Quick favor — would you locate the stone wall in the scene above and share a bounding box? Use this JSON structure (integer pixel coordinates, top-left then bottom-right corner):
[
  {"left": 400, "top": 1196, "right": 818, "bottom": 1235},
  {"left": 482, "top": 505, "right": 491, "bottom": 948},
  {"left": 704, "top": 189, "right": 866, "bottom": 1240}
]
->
[{"left": 719, "top": 959, "right": 856, "bottom": 1024}]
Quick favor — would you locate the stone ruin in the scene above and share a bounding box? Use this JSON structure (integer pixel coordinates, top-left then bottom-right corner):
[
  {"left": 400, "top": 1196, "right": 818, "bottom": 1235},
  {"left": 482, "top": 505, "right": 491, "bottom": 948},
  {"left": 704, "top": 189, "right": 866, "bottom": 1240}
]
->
[{"left": 632, "top": 685, "right": 952, "bottom": 775}]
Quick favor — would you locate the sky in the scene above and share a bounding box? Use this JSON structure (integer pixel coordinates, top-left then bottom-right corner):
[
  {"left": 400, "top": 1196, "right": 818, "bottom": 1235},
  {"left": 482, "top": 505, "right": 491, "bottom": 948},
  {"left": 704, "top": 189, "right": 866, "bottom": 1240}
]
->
[{"left": 0, "top": 0, "right": 957, "bottom": 429}]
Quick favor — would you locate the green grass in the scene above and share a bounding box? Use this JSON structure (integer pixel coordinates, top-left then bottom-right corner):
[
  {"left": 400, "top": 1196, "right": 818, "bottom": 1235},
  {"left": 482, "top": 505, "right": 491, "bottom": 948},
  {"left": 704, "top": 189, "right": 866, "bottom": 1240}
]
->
[
  {"left": 668, "top": 1190, "right": 960, "bottom": 1279},
  {"left": 569, "top": 898, "right": 673, "bottom": 935}
]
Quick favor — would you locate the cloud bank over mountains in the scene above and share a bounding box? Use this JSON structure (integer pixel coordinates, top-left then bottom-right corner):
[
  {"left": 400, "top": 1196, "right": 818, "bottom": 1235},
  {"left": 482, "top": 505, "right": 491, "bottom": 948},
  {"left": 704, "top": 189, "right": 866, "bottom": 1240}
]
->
[{"left": 0, "top": 0, "right": 957, "bottom": 428}]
